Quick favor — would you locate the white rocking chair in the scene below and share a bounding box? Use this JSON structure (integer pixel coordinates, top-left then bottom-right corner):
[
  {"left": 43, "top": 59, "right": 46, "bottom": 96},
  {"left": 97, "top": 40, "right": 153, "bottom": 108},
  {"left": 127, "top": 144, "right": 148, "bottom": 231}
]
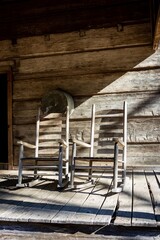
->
[{"left": 16, "top": 106, "right": 70, "bottom": 188}]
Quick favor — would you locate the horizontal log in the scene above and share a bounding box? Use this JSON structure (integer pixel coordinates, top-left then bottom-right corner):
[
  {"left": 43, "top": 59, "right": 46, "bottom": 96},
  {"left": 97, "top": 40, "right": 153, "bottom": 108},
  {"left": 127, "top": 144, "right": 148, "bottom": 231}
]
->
[
  {"left": 14, "top": 142, "right": 160, "bottom": 167},
  {"left": 18, "top": 45, "right": 153, "bottom": 75},
  {"left": 127, "top": 143, "right": 160, "bottom": 166},
  {"left": 73, "top": 92, "right": 160, "bottom": 118},
  {"left": 13, "top": 100, "right": 39, "bottom": 111},
  {"left": 14, "top": 23, "right": 152, "bottom": 57},
  {"left": 13, "top": 100, "right": 39, "bottom": 124},
  {"left": 13, "top": 64, "right": 160, "bottom": 101},
  {"left": 100, "top": 68, "right": 160, "bottom": 94},
  {"left": 0, "top": 22, "right": 151, "bottom": 59},
  {"left": 13, "top": 116, "right": 160, "bottom": 151},
  {"left": 12, "top": 45, "right": 157, "bottom": 100},
  {"left": 128, "top": 118, "right": 160, "bottom": 143},
  {"left": 13, "top": 72, "right": 124, "bottom": 99},
  {"left": 13, "top": 124, "right": 35, "bottom": 144}
]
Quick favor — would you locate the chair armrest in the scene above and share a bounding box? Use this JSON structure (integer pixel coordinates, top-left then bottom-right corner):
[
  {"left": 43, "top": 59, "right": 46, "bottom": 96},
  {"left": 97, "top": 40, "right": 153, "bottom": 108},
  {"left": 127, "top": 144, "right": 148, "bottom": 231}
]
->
[
  {"left": 71, "top": 137, "right": 91, "bottom": 148},
  {"left": 59, "top": 139, "right": 68, "bottom": 148},
  {"left": 17, "top": 141, "right": 36, "bottom": 149},
  {"left": 113, "top": 138, "right": 125, "bottom": 148}
]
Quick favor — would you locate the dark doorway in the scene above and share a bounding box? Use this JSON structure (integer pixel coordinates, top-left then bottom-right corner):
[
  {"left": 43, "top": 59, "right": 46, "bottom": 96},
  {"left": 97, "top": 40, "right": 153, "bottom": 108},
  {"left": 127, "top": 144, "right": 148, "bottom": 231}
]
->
[{"left": 0, "top": 74, "right": 8, "bottom": 167}]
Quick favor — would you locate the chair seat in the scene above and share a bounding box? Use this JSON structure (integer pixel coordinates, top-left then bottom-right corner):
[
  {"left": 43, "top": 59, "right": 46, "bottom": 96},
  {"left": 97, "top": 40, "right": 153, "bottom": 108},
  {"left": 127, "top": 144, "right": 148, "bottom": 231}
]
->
[
  {"left": 20, "top": 165, "right": 67, "bottom": 169},
  {"left": 21, "top": 157, "right": 69, "bottom": 162}
]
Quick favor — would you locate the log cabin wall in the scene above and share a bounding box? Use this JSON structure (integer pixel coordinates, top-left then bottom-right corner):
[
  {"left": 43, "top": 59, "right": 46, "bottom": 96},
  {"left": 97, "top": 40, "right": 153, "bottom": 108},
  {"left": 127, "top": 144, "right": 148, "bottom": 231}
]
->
[{"left": 0, "top": 19, "right": 159, "bottom": 168}]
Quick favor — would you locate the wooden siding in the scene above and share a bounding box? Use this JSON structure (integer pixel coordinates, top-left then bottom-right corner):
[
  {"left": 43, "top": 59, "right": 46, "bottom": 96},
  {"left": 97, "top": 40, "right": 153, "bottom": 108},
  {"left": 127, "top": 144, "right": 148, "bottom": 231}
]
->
[{"left": 0, "top": 21, "right": 159, "bottom": 168}]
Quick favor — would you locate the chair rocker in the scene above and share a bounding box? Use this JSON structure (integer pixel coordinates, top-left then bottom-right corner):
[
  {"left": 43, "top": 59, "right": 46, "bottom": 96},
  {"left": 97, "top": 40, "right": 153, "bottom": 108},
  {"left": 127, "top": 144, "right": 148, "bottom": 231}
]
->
[
  {"left": 16, "top": 106, "right": 70, "bottom": 188},
  {"left": 70, "top": 102, "right": 127, "bottom": 192}
]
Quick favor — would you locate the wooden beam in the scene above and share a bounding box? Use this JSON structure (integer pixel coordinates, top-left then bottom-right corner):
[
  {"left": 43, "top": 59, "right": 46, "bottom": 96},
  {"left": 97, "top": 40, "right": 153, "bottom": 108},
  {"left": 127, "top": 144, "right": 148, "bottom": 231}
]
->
[
  {"left": 0, "top": 0, "right": 150, "bottom": 40},
  {"left": 153, "top": 6, "right": 160, "bottom": 50}
]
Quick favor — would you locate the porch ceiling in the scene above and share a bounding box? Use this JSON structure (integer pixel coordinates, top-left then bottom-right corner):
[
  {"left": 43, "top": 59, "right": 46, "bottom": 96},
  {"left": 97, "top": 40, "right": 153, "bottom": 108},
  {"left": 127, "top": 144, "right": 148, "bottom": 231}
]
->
[{"left": 0, "top": 0, "right": 153, "bottom": 41}]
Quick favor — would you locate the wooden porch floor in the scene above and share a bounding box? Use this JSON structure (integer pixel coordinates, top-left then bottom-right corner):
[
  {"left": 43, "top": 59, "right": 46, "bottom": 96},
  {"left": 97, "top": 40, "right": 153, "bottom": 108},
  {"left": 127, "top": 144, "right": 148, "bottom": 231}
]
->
[{"left": 0, "top": 170, "right": 159, "bottom": 228}]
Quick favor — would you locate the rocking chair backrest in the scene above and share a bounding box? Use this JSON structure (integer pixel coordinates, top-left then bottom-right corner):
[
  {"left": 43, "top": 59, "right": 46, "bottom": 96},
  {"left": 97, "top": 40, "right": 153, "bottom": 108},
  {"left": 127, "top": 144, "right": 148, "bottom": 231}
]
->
[
  {"left": 34, "top": 106, "right": 70, "bottom": 159},
  {"left": 70, "top": 101, "right": 127, "bottom": 191},
  {"left": 93, "top": 101, "right": 127, "bottom": 160}
]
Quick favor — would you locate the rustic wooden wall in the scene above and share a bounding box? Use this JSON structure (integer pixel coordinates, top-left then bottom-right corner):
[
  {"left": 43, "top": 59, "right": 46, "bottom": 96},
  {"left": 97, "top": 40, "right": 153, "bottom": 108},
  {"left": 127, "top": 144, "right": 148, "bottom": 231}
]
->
[{"left": 0, "top": 21, "right": 159, "bottom": 168}]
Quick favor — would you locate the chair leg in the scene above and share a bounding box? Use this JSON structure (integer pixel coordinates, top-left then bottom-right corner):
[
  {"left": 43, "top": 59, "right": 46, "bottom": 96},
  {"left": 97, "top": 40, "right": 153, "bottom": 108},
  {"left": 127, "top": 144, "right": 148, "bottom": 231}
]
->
[
  {"left": 88, "top": 160, "right": 93, "bottom": 181},
  {"left": 34, "top": 159, "right": 38, "bottom": 179},
  {"left": 16, "top": 145, "right": 26, "bottom": 187},
  {"left": 122, "top": 150, "right": 126, "bottom": 189},
  {"left": 58, "top": 144, "right": 63, "bottom": 188},
  {"left": 70, "top": 142, "right": 76, "bottom": 188},
  {"left": 112, "top": 143, "right": 122, "bottom": 193},
  {"left": 57, "top": 144, "right": 69, "bottom": 188},
  {"left": 17, "top": 159, "right": 23, "bottom": 186}
]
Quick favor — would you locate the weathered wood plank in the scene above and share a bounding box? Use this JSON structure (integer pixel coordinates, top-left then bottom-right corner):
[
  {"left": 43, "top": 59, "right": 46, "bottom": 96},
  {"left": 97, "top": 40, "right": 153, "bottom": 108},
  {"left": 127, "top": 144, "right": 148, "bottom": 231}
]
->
[
  {"left": 127, "top": 144, "right": 160, "bottom": 166},
  {"left": 51, "top": 184, "right": 95, "bottom": 224},
  {"left": 73, "top": 92, "right": 160, "bottom": 118},
  {"left": 132, "top": 170, "right": 157, "bottom": 227},
  {"left": 13, "top": 119, "right": 160, "bottom": 167},
  {"left": 100, "top": 68, "right": 160, "bottom": 94},
  {"left": 24, "top": 190, "right": 76, "bottom": 223},
  {"left": 13, "top": 100, "right": 39, "bottom": 111},
  {"left": 154, "top": 171, "right": 160, "bottom": 187},
  {"left": 72, "top": 117, "right": 160, "bottom": 144},
  {"left": 0, "top": 60, "right": 14, "bottom": 69},
  {"left": 13, "top": 124, "right": 35, "bottom": 141},
  {"left": 114, "top": 172, "right": 132, "bottom": 226},
  {"left": 13, "top": 92, "right": 160, "bottom": 121},
  {"left": 153, "top": 6, "right": 160, "bottom": 50},
  {"left": 18, "top": 46, "right": 153, "bottom": 75},
  {"left": 93, "top": 178, "right": 118, "bottom": 225},
  {"left": 0, "top": 22, "right": 151, "bottom": 65},
  {"left": 13, "top": 117, "right": 160, "bottom": 144},
  {"left": 13, "top": 107, "right": 38, "bottom": 126},
  {"left": 69, "top": 176, "right": 112, "bottom": 225},
  {"left": 13, "top": 187, "right": 59, "bottom": 222},
  {"left": 13, "top": 67, "right": 160, "bottom": 99},
  {"left": 145, "top": 171, "right": 160, "bottom": 225},
  {"left": 16, "top": 101, "right": 156, "bottom": 165},
  {"left": 69, "top": 194, "right": 104, "bottom": 225},
  {"left": 0, "top": 40, "right": 13, "bottom": 59},
  {"left": 13, "top": 72, "right": 124, "bottom": 100},
  {"left": 14, "top": 187, "right": 60, "bottom": 222},
  {"left": 12, "top": 23, "right": 151, "bottom": 57},
  {"left": 0, "top": 170, "right": 158, "bottom": 227},
  {"left": 128, "top": 118, "right": 160, "bottom": 143},
  {"left": 0, "top": 180, "right": 51, "bottom": 221}
]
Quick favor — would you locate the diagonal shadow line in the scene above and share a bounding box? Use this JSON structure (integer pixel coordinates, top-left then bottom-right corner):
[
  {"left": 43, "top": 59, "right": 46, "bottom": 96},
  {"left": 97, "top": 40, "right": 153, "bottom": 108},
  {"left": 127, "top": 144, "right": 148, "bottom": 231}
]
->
[
  {"left": 0, "top": 197, "right": 156, "bottom": 221},
  {"left": 128, "top": 89, "right": 160, "bottom": 119}
]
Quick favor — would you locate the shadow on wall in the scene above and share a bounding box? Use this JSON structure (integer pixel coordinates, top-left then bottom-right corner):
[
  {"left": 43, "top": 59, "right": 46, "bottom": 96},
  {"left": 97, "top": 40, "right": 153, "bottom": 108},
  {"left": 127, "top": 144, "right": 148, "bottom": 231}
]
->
[{"left": 72, "top": 49, "right": 160, "bottom": 119}]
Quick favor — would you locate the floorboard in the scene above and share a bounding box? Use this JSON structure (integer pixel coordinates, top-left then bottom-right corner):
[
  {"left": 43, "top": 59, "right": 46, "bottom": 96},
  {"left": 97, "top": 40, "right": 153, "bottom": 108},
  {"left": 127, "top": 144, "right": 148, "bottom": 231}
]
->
[
  {"left": 114, "top": 172, "right": 132, "bottom": 226},
  {"left": 68, "top": 176, "right": 110, "bottom": 225},
  {"left": 145, "top": 171, "right": 160, "bottom": 226},
  {"left": 93, "top": 177, "right": 118, "bottom": 225},
  {"left": 132, "top": 170, "right": 157, "bottom": 227},
  {"left": 0, "top": 170, "right": 159, "bottom": 228}
]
